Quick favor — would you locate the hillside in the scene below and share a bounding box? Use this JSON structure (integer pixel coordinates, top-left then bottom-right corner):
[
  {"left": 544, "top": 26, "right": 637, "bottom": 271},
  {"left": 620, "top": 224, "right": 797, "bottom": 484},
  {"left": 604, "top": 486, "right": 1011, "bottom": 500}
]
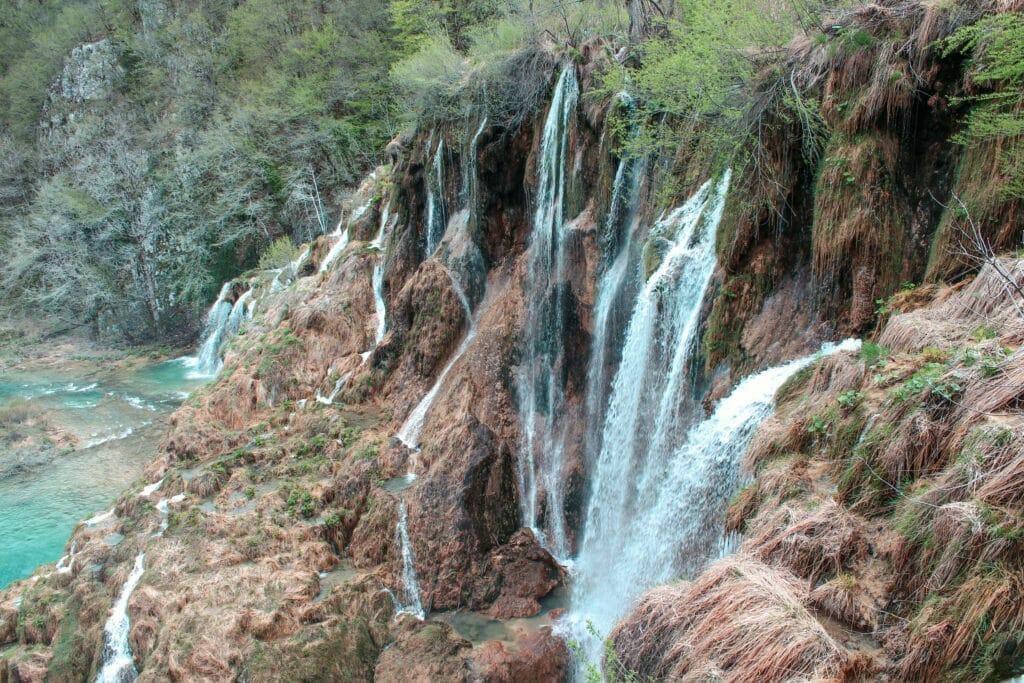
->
[{"left": 1, "top": 0, "right": 1024, "bottom": 681}]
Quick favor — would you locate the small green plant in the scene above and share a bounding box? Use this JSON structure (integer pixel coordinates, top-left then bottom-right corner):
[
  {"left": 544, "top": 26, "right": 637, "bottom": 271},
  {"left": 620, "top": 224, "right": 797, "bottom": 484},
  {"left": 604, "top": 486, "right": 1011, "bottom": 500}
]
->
[
  {"left": 566, "top": 620, "right": 641, "bottom": 683},
  {"left": 337, "top": 426, "right": 360, "bottom": 447},
  {"left": 891, "top": 363, "right": 963, "bottom": 404},
  {"left": 808, "top": 413, "right": 832, "bottom": 437},
  {"left": 244, "top": 486, "right": 256, "bottom": 499},
  {"left": 837, "top": 390, "right": 864, "bottom": 409},
  {"left": 921, "top": 346, "right": 950, "bottom": 364},
  {"left": 860, "top": 341, "right": 890, "bottom": 368},
  {"left": 355, "top": 446, "right": 378, "bottom": 461},
  {"left": 973, "top": 324, "right": 999, "bottom": 341},
  {"left": 286, "top": 487, "right": 317, "bottom": 518}
]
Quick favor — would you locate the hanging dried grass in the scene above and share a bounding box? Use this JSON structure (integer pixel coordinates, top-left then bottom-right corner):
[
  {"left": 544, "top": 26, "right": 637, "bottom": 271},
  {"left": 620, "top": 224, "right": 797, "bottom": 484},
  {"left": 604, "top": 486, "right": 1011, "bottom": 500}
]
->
[{"left": 611, "top": 555, "right": 857, "bottom": 682}]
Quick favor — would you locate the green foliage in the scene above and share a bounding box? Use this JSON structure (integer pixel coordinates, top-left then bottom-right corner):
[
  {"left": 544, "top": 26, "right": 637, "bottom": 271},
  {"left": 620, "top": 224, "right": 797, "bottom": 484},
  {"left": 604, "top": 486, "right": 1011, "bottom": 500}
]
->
[
  {"left": 860, "top": 341, "right": 890, "bottom": 367},
  {"left": 891, "top": 363, "right": 963, "bottom": 404},
  {"left": 286, "top": 486, "right": 318, "bottom": 518},
  {"left": 0, "top": 0, "right": 401, "bottom": 339},
  {"left": 390, "top": 0, "right": 623, "bottom": 126},
  {"left": 567, "top": 619, "right": 641, "bottom": 683},
  {"left": 944, "top": 13, "right": 1024, "bottom": 199},
  {"left": 258, "top": 237, "right": 301, "bottom": 270},
  {"left": 837, "top": 390, "right": 864, "bottom": 410},
  {"left": 355, "top": 445, "right": 378, "bottom": 461}
]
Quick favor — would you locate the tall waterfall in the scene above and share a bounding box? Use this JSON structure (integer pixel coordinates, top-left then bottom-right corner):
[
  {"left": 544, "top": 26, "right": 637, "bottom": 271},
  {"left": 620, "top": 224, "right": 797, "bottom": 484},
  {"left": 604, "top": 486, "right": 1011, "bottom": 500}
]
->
[
  {"left": 95, "top": 552, "right": 145, "bottom": 683},
  {"left": 397, "top": 271, "right": 476, "bottom": 453},
  {"left": 194, "top": 282, "right": 250, "bottom": 377},
  {"left": 570, "top": 337, "right": 861, "bottom": 655},
  {"left": 424, "top": 138, "right": 447, "bottom": 257},
  {"left": 516, "top": 66, "right": 579, "bottom": 560},
  {"left": 584, "top": 102, "right": 645, "bottom": 461},
  {"left": 394, "top": 501, "right": 425, "bottom": 619}
]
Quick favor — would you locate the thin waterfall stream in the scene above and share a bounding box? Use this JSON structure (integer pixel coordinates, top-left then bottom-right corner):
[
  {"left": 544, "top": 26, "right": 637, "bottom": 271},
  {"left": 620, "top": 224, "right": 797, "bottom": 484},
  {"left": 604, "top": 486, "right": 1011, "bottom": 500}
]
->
[
  {"left": 95, "top": 552, "right": 145, "bottom": 683},
  {"left": 396, "top": 270, "right": 476, "bottom": 456},
  {"left": 584, "top": 103, "right": 645, "bottom": 461},
  {"left": 393, "top": 500, "right": 425, "bottom": 620},
  {"left": 425, "top": 138, "right": 447, "bottom": 257}
]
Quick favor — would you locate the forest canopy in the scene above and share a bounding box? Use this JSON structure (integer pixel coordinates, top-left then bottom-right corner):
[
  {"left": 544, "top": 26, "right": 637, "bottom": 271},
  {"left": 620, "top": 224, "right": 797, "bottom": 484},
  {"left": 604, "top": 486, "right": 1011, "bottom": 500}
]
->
[{"left": 0, "top": 0, "right": 1019, "bottom": 342}]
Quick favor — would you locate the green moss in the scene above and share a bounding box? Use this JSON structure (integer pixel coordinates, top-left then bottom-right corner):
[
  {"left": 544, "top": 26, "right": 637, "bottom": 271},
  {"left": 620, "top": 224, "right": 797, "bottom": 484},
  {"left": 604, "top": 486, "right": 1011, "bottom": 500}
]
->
[
  {"left": 775, "top": 362, "right": 816, "bottom": 405},
  {"left": 49, "top": 604, "right": 92, "bottom": 678}
]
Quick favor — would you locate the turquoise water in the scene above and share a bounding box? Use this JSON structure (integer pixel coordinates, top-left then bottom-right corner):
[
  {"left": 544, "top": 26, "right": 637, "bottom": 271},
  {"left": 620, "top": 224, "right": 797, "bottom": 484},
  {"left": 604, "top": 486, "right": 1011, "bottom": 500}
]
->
[{"left": 0, "top": 358, "right": 205, "bottom": 588}]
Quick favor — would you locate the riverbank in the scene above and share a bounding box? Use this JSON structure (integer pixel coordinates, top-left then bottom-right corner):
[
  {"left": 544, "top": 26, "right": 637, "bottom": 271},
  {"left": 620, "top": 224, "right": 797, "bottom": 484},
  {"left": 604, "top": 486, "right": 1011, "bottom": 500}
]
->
[{"left": 0, "top": 336, "right": 207, "bottom": 588}]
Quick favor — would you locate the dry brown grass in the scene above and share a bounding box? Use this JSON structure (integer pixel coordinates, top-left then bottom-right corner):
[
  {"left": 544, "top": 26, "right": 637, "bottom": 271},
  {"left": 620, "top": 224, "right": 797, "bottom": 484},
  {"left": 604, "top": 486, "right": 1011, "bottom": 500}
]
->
[
  {"left": 883, "top": 259, "right": 1024, "bottom": 352},
  {"left": 611, "top": 555, "right": 856, "bottom": 682},
  {"left": 809, "top": 574, "right": 877, "bottom": 631},
  {"left": 746, "top": 501, "right": 868, "bottom": 583},
  {"left": 898, "top": 565, "right": 1024, "bottom": 680}
]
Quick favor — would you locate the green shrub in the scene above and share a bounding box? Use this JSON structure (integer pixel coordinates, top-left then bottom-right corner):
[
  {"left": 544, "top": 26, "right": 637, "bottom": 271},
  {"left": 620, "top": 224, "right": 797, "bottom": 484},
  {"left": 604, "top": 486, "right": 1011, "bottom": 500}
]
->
[{"left": 258, "top": 237, "right": 301, "bottom": 270}]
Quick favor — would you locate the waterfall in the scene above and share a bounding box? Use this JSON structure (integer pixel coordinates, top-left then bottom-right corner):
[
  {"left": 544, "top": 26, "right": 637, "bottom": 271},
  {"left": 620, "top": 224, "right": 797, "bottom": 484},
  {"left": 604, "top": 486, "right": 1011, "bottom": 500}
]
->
[
  {"left": 315, "top": 372, "right": 351, "bottom": 406},
  {"left": 95, "top": 552, "right": 145, "bottom": 683},
  {"left": 193, "top": 283, "right": 233, "bottom": 376},
  {"left": 368, "top": 201, "right": 393, "bottom": 347},
  {"left": 394, "top": 501, "right": 425, "bottom": 620},
  {"left": 55, "top": 541, "right": 77, "bottom": 575},
  {"left": 463, "top": 118, "right": 488, "bottom": 208},
  {"left": 319, "top": 227, "right": 351, "bottom": 274},
  {"left": 425, "top": 138, "right": 447, "bottom": 257},
  {"left": 396, "top": 272, "right": 476, "bottom": 454},
  {"left": 580, "top": 173, "right": 729, "bottom": 568},
  {"left": 371, "top": 201, "right": 391, "bottom": 250},
  {"left": 569, "top": 338, "right": 861, "bottom": 656},
  {"left": 225, "top": 290, "right": 250, "bottom": 339},
  {"left": 194, "top": 281, "right": 251, "bottom": 377},
  {"left": 271, "top": 245, "right": 312, "bottom": 292},
  {"left": 516, "top": 66, "right": 579, "bottom": 560},
  {"left": 584, "top": 112, "right": 645, "bottom": 461},
  {"left": 372, "top": 262, "right": 387, "bottom": 346}
]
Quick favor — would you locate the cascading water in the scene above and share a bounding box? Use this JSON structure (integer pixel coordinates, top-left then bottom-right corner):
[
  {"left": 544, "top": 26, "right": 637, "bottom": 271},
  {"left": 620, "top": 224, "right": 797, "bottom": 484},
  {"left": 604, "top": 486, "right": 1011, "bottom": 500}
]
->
[
  {"left": 319, "top": 225, "right": 351, "bottom": 274},
  {"left": 396, "top": 271, "right": 476, "bottom": 454},
  {"left": 369, "top": 202, "right": 392, "bottom": 348},
  {"left": 394, "top": 501, "right": 425, "bottom": 620},
  {"left": 271, "top": 245, "right": 312, "bottom": 293},
  {"left": 315, "top": 372, "right": 351, "bottom": 406},
  {"left": 584, "top": 100, "right": 645, "bottom": 460},
  {"left": 463, "top": 118, "right": 487, "bottom": 209},
  {"left": 192, "top": 281, "right": 252, "bottom": 378},
  {"left": 516, "top": 66, "right": 579, "bottom": 560},
  {"left": 569, "top": 337, "right": 861, "bottom": 660},
  {"left": 579, "top": 173, "right": 729, "bottom": 571},
  {"left": 372, "top": 262, "right": 387, "bottom": 346},
  {"left": 95, "top": 552, "right": 145, "bottom": 683},
  {"left": 193, "top": 283, "right": 235, "bottom": 376},
  {"left": 424, "top": 138, "right": 447, "bottom": 257}
]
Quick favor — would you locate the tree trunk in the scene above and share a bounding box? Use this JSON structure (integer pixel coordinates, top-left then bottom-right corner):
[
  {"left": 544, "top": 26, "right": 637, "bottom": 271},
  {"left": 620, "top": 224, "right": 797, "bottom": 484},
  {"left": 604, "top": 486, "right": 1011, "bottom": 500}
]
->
[{"left": 626, "top": 0, "right": 667, "bottom": 43}]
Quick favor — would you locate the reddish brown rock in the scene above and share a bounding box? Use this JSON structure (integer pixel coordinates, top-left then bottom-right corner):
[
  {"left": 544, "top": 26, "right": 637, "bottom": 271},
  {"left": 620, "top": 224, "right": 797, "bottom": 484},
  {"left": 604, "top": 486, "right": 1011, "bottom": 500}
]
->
[
  {"left": 472, "top": 628, "right": 571, "bottom": 683},
  {"left": 374, "top": 616, "right": 472, "bottom": 682},
  {"left": 471, "top": 529, "right": 565, "bottom": 619}
]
